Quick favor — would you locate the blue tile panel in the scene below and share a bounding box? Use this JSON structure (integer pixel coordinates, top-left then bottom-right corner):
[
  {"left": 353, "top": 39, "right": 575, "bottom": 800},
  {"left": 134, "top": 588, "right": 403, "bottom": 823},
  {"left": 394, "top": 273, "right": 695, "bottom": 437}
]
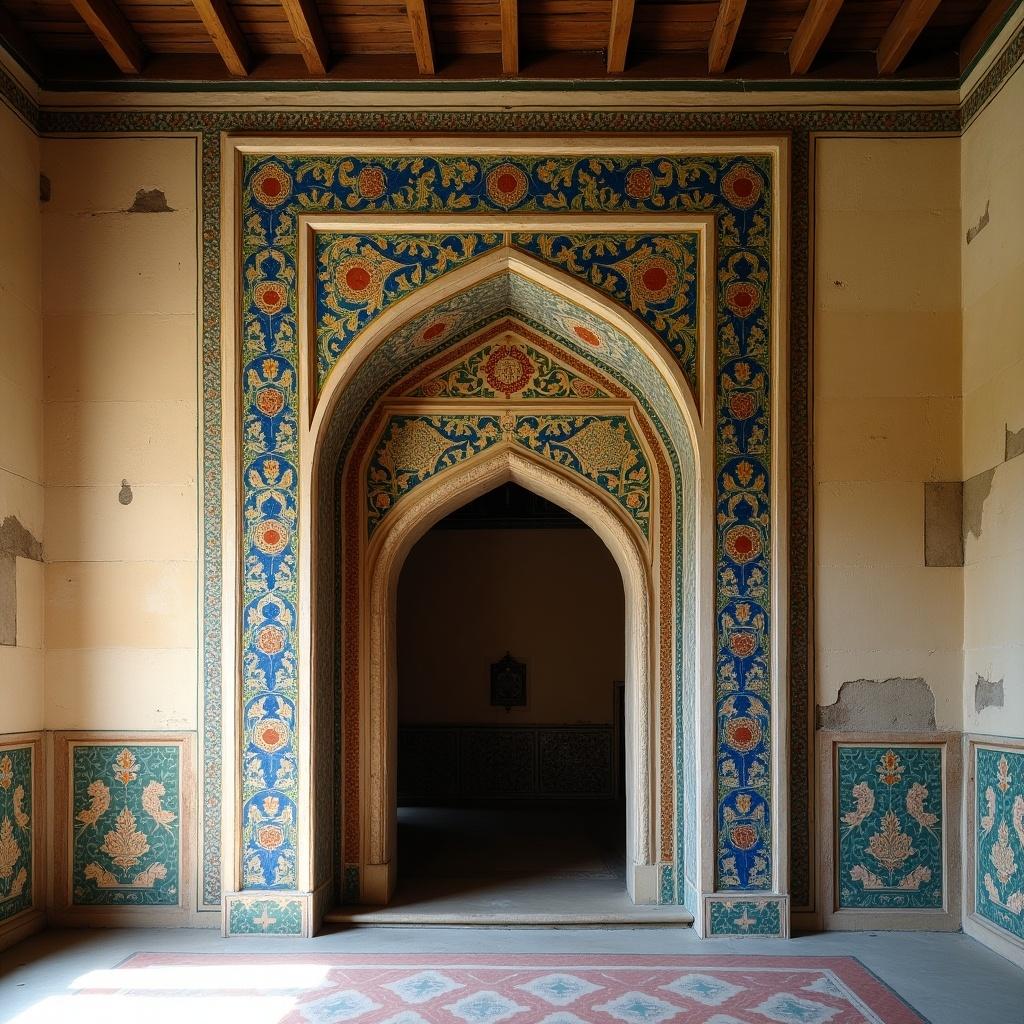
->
[
  {"left": 241, "top": 153, "right": 773, "bottom": 891},
  {"left": 0, "top": 747, "right": 33, "bottom": 922},
  {"left": 71, "top": 744, "right": 180, "bottom": 906},
  {"left": 976, "top": 746, "right": 1024, "bottom": 940},
  {"left": 836, "top": 745, "right": 943, "bottom": 910}
]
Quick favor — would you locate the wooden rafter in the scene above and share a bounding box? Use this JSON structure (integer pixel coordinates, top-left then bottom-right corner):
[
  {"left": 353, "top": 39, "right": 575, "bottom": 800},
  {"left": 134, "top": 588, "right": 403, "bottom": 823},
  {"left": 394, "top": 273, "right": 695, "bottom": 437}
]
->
[
  {"left": 191, "top": 0, "right": 251, "bottom": 76},
  {"left": 0, "top": 5, "right": 43, "bottom": 76},
  {"left": 788, "top": 0, "right": 843, "bottom": 75},
  {"left": 500, "top": 0, "right": 518, "bottom": 75},
  {"left": 959, "top": 0, "right": 1017, "bottom": 72},
  {"left": 280, "top": 0, "right": 330, "bottom": 75},
  {"left": 405, "top": 0, "right": 435, "bottom": 75},
  {"left": 68, "top": 0, "right": 145, "bottom": 74},
  {"left": 708, "top": 0, "right": 747, "bottom": 74},
  {"left": 607, "top": 0, "right": 636, "bottom": 74},
  {"left": 876, "top": 0, "right": 941, "bottom": 74}
]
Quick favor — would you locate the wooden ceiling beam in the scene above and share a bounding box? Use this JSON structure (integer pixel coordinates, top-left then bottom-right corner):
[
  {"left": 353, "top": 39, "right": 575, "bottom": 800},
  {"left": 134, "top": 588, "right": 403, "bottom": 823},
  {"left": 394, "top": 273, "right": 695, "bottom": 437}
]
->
[
  {"left": 404, "top": 0, "right": 435, "bottom": 75},
  {"left": 607, "top": 0, "right": 636, "bottom": 74},
  {"left": 68, "top": 0, "right": 145, "bottom": 74},
  {"left": 876, "top": 0, "right": 941, "bottom": 75},
  {"left": 708, "top": 0, "right": 747, "bottom": 74},
  {"left": 500, "top": 0, "right": 518, "bottom": 75},
  {"left": 280, "top": 0, "right": 330, "bottom": 75},
  {"left": 0, "top": 5, "right": 44, "bottom": 77},
  {"left": 788, "top": 0, "right": 844, "bottom": 75},
  {"left": 191, "top": 0, "right": 251, "bottom": 76},
  {"left": 959, "top": 0, "right": 1017, "bottom": 72}
]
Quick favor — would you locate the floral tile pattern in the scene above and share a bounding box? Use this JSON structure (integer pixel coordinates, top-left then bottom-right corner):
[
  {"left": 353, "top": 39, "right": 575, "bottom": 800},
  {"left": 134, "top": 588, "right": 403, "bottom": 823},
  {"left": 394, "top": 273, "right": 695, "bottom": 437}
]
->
[
  {"left": 976, "top": 745, "right": 1024, "bottom": 940},
  {"left": 836, "top": 746, "right": 943, "bottom": 910},
  {"left": 0, "top": 747, "right": 32, "bottom": 922},
  {"left": 92, "top": 953, "right": 929, "bottom": 1023},
  {"left": 241, "top": 151, "right": 774, "bottom": 895},
  {"left": 71, "top": 744, "right": 180, "bottom": 906},
  {"left": 707, "top": 897, "right": 785, "bottom": 936},
  {"left": 226, "top": 894, "right": 305, "bottom": 935},
  {"left": 366, "top": 413, "right": 652, "bottom": 537}
]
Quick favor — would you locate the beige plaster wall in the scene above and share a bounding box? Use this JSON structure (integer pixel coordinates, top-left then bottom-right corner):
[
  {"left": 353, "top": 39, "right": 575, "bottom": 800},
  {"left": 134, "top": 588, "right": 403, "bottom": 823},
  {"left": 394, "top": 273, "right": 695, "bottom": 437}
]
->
[
  {"left": 814, "top": 136, "right": 963, "bottom": 730},
  {"left": 0, "top": 105, "right": 43, "bottom": 733},
  {"left": 398, "top": 528, "right": 624, "bottom": 725},
  {"left": 961, "top": 66, "right": 1024, "bottom": 738},
  {"left": 40, "top": 136, "right": 200, "bottom": 731}
]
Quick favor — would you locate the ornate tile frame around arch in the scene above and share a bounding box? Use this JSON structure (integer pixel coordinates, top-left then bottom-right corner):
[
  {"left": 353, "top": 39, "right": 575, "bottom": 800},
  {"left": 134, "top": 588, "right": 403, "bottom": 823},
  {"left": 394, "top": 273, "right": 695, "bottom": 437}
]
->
[{"left": 219, "top": 136, "right": 791, "bottom": 936}]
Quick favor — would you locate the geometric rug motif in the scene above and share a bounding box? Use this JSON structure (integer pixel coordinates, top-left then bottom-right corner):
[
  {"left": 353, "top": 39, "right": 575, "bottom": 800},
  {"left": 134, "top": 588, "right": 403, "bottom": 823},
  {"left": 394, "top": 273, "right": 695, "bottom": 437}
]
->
[{"left": 88, "top": 954, "right": 929, "bottom": 1024}]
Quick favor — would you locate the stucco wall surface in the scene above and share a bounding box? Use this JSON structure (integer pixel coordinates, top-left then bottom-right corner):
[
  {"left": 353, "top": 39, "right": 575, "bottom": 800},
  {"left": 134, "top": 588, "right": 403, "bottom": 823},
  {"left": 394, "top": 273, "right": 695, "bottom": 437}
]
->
[
  {"left": 814, "top": 136, "right": 964, "bottom": 732},
  {"left": 40, "top": 136, "right": 199, "bottom": 731},
  {"left": 0, "top": 104, "right": 43, "bottom": 733},
  {"left": 961, "top": 66, "right": 1024, "bottom": 739}
]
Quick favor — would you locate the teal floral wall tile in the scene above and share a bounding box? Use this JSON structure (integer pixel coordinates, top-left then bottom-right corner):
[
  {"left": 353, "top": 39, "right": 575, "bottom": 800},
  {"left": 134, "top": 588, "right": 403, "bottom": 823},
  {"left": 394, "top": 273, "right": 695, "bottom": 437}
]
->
[
  {"left": 227, "top": 896, "right": 304, "bottom": 935},
  {"left": 72, "top": 744, "right": 180, "bottom": 906},
  {"left": 0, "top": 747, "right": 32, "bottom": 922},
  {"left": 707, "top": 898, "right": 783, "bottom": 936},
  {"left": 836, "top": 746, "right": 943, "bottom": 910},
  {"left": 976, "top": 746, "right": 1024, "bottom": 940}
]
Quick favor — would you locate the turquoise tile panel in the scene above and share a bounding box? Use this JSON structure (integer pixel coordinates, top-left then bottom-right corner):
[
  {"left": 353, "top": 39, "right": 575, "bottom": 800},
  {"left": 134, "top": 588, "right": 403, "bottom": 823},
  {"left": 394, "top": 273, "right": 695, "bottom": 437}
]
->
[
  {"left": 228, "top": 896, "right": 304, "bottom": 935},
  {"left": 836, "top": 745, "right": 943, "bottom": 910},
  {"left": 708, "top": 898, "right": 783, "bottom": 936},
  {"left": 0, "top": 747, "right": 33, "bottom": 922},
  {"left": 71, "top": 744, "right": 180, "bottom": 907},
  {"left": 976, "top": 746, "right": 1024, "bottom": 940}
]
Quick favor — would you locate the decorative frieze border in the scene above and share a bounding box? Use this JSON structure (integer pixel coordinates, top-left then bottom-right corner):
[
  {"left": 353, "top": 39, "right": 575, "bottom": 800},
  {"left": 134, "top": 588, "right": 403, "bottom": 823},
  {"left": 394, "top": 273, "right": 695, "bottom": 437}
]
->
[
  {"left": 965, "top": 734, "right": 1024, "bottom": 969},
  {"left": 817, "top": 732, "right": 962, "bottom": 932},
  {"left": 0, "top": 733, "right": 44, "bottom": 953},
  {"left": 51, "top": 732, "right": 197, "bottom": 928}
]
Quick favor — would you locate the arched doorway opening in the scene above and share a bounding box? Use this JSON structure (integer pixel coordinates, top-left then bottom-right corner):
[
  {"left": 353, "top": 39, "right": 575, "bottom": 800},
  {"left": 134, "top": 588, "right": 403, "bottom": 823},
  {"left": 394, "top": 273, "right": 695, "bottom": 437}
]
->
[{"left": 394, "top": 480, "right": 628, "bottom": 913}]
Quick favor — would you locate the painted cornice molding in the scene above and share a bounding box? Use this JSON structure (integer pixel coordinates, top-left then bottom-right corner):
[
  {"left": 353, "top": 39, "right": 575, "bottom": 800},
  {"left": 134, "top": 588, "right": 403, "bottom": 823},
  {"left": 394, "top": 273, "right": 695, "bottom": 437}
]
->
[{"left": 0, "top": 0, "right": 1020, "bottom": 130}]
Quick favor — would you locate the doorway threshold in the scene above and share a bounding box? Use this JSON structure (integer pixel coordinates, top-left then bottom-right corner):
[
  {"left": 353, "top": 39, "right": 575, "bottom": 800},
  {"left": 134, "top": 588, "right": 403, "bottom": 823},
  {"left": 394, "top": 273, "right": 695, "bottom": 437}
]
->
[{"left": 325, "top": 902, "right": 695, "bottom": 928}]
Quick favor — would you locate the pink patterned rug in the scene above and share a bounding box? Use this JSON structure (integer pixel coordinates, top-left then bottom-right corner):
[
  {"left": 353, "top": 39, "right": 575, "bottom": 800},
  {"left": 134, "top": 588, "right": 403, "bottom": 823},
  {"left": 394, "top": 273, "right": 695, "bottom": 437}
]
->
[{"left": 73, "top": 953, "right": 928, "bottom": 1024}]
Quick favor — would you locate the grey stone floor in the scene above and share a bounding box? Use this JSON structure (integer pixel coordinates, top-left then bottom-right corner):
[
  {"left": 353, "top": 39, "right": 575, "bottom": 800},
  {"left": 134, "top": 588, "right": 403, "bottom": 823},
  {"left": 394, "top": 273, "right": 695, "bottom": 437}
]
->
[{"left": 1, "top": 925, "right": 1022, "bottom": 1024}]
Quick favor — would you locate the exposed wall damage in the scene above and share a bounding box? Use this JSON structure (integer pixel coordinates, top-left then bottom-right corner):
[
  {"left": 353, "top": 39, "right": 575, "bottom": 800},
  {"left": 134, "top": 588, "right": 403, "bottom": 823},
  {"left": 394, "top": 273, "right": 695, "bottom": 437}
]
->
[
  {"left": 817, "top": 677, "right": 937, "bottom": 732},
  {"left": 0, "top": 516, "right": 43, "bottom": 647},
  {"left": 975, "top": 675, "right": 1005, "bottom": 713}
]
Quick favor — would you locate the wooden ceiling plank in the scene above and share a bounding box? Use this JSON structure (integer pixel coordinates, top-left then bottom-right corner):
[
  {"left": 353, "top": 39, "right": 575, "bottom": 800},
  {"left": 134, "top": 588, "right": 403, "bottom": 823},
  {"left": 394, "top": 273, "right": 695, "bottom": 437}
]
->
[
  {"left": 68, "top": 0, "right": 146, "bottom": 72},
  {"left": 404, "top": 0, "right": 435, "bottom": 73},
  {"left": 606, "top": 0, "right": 635, "bottom": 72},
  {"left": 0, "top": 3, "right": 45, "bottom": 75},
  {"left": 190, "top": 0, "right": 251, "bottom": 74},
  {"left": 788, "top": 0, "right": 843, "bottom": 74},
  {"left": 876, "top": 0, "right": 941, "bottom": 74},
  {"left": 279, "top": 0, "right": 330, "bottom": 73},
  {"left": 708, "top": 0, "right": 746, "bottom": 73},
  {"left": 959, "top": 0, "right": 1016, "bottom": 72},
  {"left": 500, "top": 0, "right": 517, "bottom": 74}
]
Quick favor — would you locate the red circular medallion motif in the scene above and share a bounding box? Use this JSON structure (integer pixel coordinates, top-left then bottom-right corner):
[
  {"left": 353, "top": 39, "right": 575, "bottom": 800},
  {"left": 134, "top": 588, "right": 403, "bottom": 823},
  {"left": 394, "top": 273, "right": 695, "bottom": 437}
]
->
[
  {"left": 729, "top": 631, "right": 757, "bottom": 658},
  {"left": 725, "top": 281, "right": 761, "bottom": 319},
  {"left": 724, "top": 524, "right": 762, "bottom": 564},
  {"left": 486, "top": 164, "right": 529, "bottom": 208},
  {"left": 482, "top": 344, "right": 535, "bottom": 397},
  {"left": 335, "top": 258, "right": 382, "bottom": 302},
  {"left": 728, "top": 391, "right": 757, "bottom": 421},
  {"left": 256, "top": 624, "right": 286, "bottom": 655},
  {"left": 721, "top": 163, "right": 762, "bottom": 210},
  {"left": 356, "top": 166, "right": 387, "bottom": 200},
  {"left": 251, "top": 164, "right": 292, "bottom": 209},
  {"left": 256, "top": 824, "right": 284, "bottom": 850},
  {"left": 633, "top": 257, "right": 677, "bottom": 302},
  {"left": 730, "top": 824, "right": 758, "bottom": 851},
  {"left": 725, "top": 716, "right": 761, "bottom": 753},
  {"left": 254, "top": 519, "right": 289, "bottom": 556},
  {"left": 256, "top": 387, "right": 285, "bottom": 417},
  {"left": 253, "top": 281, "right": 287, "bottom": 316},
  {"left": 252, "top": 719, "right": 289, "bottom": 754},
  {"left": 625, "top": 167, "right": 655, "bottom": 200}
]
